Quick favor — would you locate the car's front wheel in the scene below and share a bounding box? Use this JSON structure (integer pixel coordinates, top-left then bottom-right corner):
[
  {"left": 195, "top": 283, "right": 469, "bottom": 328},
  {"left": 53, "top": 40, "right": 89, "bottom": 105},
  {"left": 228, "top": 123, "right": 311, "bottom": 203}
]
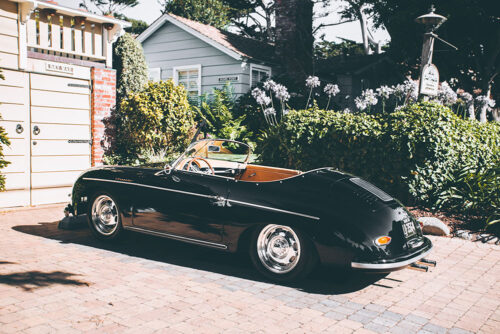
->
[
  {"left": 249, "top": 224, "right": 317, "bottom": 282},
  {"left": 87, "top": 192, "right": 122, "bottom": 240}
]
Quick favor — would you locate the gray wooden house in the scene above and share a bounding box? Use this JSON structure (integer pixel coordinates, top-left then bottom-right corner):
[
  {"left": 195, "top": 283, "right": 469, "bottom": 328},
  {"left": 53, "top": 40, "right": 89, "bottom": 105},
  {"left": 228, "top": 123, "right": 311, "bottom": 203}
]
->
[{"left": 137, "top": 13, "right": 275, "bottom": 99}]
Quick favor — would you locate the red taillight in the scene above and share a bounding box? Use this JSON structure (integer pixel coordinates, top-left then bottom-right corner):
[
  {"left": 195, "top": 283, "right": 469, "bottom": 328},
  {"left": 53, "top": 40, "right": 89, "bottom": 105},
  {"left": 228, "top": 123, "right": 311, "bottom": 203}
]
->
[{"left": 375, "top": 236, "right": 392, "bottom": 246}]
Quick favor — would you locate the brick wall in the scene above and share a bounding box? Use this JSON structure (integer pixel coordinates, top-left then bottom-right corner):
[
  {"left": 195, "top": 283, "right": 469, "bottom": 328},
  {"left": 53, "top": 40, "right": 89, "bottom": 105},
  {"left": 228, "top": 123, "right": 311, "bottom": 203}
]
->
[{"left": 91, "top": 67, "right": 116, "bottom": 166}]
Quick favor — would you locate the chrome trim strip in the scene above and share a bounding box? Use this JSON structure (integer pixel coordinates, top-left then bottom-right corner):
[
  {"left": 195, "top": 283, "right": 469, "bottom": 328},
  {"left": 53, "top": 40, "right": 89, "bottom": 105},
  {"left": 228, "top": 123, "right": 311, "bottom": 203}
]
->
[
  {"left": 124, "top": 226, "right": 228, "bottom": 250},
  {"left": 82, "top": 177, "right": 214, "bottom": 199},
  {"left": 82, "top": 177, "right": 320, "bottom": 220},
  {"left": 227, "top": 199, "right": 320, "bottom": 221},
  {"left": 351, "top": 248, "right": 432, "bottom": 270}
]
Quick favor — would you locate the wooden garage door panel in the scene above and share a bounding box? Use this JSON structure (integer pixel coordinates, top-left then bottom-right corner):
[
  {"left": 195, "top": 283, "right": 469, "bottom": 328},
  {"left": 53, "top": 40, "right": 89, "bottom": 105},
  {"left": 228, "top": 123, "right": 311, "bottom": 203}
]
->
[
  {"left": 31, "top": 90, "right": 90, "bottom": 109},
  {"left": 31, "top": 106, "right": 90, "bottom": 125},
  {"left": 0, "top": 190, "right": 30, "bottom": 208},
  {"left": 31, "top": 124, "right": 90, "bottom": 140},
  {"left": 32, "top": 140, "right": 91, "bottom": 156},
  {"left": 32, "top": 156, "right": 90, "bottom": 172},
  {"left": 1, "top": 138, "right": 27, "bottom": 156},
  {"left": 0, "top": 121, "right": 28, "bottom": 139},
  {"left": 4, "top": 172, "right": 29, "bottom": 190},
  {"left": 30, "top": 74, "right": 90, "bottom": 95},
  {"left": 31, "top": 187, "right": 72, "bottom": 205},
  {"left": 0, "top": 103, "right": 29, "bottom": 122},
  {"left": 32, "top": 171, "right": 82, "bottom": 189},
  {"left": 1, "top": 155, "right": 25, "bottom": 173},
  {"left": 0, "top": 69, "right": 28, "bottom": 87},
  {"left": 0, "top": 86, "right": 28, "bottom": 104}
]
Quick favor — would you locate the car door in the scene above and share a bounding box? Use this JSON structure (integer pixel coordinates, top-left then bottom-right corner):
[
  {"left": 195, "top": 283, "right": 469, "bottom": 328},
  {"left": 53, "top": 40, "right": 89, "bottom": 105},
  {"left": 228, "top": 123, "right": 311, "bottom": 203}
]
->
[{"left": 131, "top": 169, "right": 229, "bottom": 243}]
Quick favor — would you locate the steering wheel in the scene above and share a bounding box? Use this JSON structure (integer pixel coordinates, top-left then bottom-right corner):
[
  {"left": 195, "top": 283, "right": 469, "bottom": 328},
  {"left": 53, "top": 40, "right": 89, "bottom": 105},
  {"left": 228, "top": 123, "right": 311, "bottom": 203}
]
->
[{"left": 186, "top": 157, "right": 215, "bottom": 175}]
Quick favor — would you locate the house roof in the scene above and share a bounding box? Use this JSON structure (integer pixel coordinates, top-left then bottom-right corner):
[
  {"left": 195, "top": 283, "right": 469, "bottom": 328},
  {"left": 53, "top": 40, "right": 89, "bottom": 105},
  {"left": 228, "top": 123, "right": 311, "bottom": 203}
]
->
[{"left": 137, "top": 13, "right": 275, "bottom": 64}]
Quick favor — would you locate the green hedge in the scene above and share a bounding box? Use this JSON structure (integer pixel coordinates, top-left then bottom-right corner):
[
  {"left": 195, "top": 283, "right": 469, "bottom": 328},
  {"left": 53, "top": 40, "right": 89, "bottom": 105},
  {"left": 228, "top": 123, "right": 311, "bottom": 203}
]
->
[{"left": 257, "top": 103, "right": 500, "bottom": 213}]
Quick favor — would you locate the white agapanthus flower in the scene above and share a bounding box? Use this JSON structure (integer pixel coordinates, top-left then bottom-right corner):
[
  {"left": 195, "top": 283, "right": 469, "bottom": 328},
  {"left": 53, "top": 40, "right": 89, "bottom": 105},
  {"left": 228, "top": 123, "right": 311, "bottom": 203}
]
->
[
  {"left": 392, "top": 83, "right": 406, "bottom": 98},
  {"left": 263, "top": 80, "right": 277, "bottom": 91},
  {"left": 403, "top": 80, "right": 418, "bottom": 101},
  {"left": 252, "top": 87, "right": 271, "bottom": 106},
  {"left": 362, "top": 89, "right": 378, "bottom": 106},
  {"left": 437, "top": 81, "right": 458, "bottom": 105},
  {"left": 354, "top": 96, "right": 368, "bottom": 110},
  {"left": 324, "top": 83, "right": 340, "bottom": 96},
  {"left": 305, "top": 75, "right": 321, "bottom": 88},
  {"left": 376, "top": 85, "right": 393, "bottom": 99},
  {"left": 342, "top": 108, "right": 352, "bottom": 114},
  {"left": 476, "top": 95, "right": 496, "bottom": 108},
  {"left": 273, "top": 84, "right": 290, "bottom": 101},
  {"left": 282, "top": 109, "right": 290, "bottom": 116},
  {"left": 264, "top": 107, "right": 276, "bottom": 116},
  {"left": 460, "top": 91, "right": 473, "bottom": 102}
]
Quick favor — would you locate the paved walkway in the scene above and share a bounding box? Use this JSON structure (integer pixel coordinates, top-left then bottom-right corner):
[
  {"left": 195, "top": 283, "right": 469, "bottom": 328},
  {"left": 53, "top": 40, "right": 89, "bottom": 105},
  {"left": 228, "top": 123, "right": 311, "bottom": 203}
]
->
[{"left": 0, "top": 205, "right": 498, "bottom": 333}]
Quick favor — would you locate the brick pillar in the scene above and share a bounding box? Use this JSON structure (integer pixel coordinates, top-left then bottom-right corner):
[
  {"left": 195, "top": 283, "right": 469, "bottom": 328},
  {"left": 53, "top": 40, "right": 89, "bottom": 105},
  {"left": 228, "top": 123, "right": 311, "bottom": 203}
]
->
[{"left": 91, "top": 67, "right": 116, "bottom": 166}]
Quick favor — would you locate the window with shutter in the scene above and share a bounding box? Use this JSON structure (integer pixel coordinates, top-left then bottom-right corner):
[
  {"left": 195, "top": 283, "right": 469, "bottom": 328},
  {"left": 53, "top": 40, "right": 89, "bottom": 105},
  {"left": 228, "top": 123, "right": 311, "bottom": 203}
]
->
[{"left": 250, "top": 64, "right": 272, "bottom": 88}]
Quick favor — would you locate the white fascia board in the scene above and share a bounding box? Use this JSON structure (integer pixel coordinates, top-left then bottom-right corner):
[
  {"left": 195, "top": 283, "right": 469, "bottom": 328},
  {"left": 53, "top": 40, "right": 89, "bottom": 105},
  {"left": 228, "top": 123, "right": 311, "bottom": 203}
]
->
[
  {"left": 137, "top": 14, "right": 242, "bottom": 61},
  {"left": 11, "top": 0, "right": 131, "bottom": 27}
]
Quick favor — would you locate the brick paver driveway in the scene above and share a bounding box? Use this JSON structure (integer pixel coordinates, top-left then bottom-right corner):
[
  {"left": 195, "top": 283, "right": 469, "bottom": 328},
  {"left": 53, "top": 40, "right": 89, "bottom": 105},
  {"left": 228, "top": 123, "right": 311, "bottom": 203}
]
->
[{"left": 0, "top": 205, "right": 499, "bottom": 333}]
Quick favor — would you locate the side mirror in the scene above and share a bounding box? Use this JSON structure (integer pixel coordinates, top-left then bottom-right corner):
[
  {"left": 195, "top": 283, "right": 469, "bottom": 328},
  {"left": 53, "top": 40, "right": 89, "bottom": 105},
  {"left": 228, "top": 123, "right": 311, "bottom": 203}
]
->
[
  {"left": 208, "top": 145, "right": 221, "bottom": 153},
  {"left": 164, "top": 164, "right": 172, "bottom": 174},
  {"left": 155, "top": 164, "right": 172, "bottom": 176}
]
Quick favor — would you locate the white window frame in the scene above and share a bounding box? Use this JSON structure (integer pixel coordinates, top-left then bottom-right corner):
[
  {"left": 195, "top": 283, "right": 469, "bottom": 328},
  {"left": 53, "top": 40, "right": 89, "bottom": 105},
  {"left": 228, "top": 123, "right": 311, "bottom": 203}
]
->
[
  {"left": 173, "top": 64, "right": 202, "bottom": 96},
  {"left": 250, "top": 63, "right": 272, "bottom": 88}
]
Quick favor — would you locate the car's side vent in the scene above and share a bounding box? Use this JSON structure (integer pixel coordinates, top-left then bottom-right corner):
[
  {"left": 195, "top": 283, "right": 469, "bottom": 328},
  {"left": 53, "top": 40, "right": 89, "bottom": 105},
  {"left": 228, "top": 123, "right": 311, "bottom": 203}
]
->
[{"left": 350, "top": 178, "right": 393, "bottom": 202}]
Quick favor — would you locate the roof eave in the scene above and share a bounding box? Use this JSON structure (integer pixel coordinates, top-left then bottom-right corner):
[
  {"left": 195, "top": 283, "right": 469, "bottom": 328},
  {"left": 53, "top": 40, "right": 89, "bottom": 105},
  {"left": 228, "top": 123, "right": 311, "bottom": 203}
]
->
[
  {"left": 137, "top": 13, "right": 242, "bottom": 61},
  {"left": 11, "top": 0, "right": 131, "bottom": 27}
]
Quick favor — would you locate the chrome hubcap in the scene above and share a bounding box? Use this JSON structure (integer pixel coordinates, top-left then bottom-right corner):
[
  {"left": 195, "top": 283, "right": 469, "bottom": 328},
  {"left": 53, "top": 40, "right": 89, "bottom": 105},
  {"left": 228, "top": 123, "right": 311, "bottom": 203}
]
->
[
  {"left": 257, "top": 225, "right": 301, "bottom": 274},
  {"left": 91, "top": 195, "right": 118, "bottom": 235}
]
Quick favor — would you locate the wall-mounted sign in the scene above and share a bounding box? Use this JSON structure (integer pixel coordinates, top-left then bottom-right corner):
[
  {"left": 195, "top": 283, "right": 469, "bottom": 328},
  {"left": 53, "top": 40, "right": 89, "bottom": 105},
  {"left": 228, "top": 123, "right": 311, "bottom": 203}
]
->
[
  {"left": 419, "top": 63, "right": 439, "bottom": 96},
  {"left": 218, "top": 76, "right": 239, "bottom": 83},
  {"left": 45, "top": 62, "right": 74, "bottom": 75}
]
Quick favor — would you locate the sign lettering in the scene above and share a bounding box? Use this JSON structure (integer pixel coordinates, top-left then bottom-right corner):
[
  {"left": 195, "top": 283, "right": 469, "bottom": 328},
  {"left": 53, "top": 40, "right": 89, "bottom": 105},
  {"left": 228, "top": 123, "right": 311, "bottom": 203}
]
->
[
  {"left": 45, "top": 62, "right": 74, "bottom": 75},
  {"left": 419, "top": 64, "right": 439, "bottom": 96}
]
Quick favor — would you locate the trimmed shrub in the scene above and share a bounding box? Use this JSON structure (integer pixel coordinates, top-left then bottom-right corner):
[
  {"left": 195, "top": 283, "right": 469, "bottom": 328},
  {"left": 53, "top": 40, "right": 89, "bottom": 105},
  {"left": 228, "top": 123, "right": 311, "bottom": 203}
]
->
[
  {"left": 108, "top": 80, "right": 195, "bottom": 164},
  {"left": 0, "top": 69, "right": 10, "bottom": 191},
  {"left": 113, "top": 33, "right": 148, "bottom": 105},
  {"left": 257, "top": 103, "right": 500, "bottom": 213}
]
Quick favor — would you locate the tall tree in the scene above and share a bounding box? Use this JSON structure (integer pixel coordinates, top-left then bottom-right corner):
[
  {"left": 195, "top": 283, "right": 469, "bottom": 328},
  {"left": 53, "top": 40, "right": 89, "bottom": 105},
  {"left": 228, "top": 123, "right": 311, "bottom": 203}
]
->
[
  {"left": 79, "top": 0, "right": 139, "bottom": 15},
  {"left": 275, "top": 0, "right": 314, "bottom": 84},
  {"left": 79, "top": 0, "right": 138, "bottom": 15},
  {"left": 337, "top": 0, "right": 500, "bottom": 100},
  {"left": 224, "top": 0, "right": 275, "bottom": 42},
  {"left": 158, "top": 0, "right": 232, "bottom": 29}
]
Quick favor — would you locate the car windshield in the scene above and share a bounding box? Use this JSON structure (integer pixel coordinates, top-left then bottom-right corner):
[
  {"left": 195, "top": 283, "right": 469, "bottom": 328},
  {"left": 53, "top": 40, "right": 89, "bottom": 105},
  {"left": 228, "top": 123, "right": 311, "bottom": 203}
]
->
[{"left": 172, "top": 139, "right": 252, "bottom": 169}]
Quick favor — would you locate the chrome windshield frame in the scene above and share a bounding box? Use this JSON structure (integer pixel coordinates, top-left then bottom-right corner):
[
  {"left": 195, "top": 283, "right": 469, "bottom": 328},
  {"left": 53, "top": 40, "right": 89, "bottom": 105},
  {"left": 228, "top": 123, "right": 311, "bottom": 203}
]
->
[{"left": 169, "top": 139, "right": 252, "bottom": 171}]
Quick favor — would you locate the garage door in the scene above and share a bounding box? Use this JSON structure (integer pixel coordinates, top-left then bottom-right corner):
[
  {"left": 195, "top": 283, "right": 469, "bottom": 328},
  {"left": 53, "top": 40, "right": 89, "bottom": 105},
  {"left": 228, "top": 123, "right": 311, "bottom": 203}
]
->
[
  {"left": 30, "top": 73, "right": 91, "bottom": 205},
  {"left": 0, "top": 70, "right": 30, "bottom": 207}
]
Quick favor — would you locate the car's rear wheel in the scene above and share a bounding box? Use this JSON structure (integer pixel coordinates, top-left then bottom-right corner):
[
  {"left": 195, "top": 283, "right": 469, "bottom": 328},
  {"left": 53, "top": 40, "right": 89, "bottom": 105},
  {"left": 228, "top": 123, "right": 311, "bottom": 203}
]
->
[
  {"left": 249, "top": 224, "right": 317, "bottom": 281},
  {"left": 87, "top": 192, "right": 122, "bottom": 240}
]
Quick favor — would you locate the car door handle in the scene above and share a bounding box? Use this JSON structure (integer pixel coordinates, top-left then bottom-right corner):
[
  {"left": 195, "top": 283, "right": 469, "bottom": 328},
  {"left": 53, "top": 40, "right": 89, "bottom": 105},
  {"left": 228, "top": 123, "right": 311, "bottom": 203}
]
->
[{"left": 210, "top": 196, "right": 227, "bottom": 207}]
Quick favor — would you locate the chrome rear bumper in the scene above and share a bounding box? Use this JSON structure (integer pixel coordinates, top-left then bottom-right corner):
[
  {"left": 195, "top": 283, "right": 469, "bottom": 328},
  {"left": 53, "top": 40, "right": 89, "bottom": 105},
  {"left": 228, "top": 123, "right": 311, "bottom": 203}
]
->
[{"left": 351, "top": 246, "right": 432, "bottom": 270}]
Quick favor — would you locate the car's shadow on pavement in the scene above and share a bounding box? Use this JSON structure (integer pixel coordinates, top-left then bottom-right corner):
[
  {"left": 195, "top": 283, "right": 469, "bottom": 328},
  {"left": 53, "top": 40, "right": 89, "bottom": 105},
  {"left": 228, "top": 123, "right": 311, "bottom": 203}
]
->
[{"left": 13, "top": 220, "right": 388, "bottom": 295}]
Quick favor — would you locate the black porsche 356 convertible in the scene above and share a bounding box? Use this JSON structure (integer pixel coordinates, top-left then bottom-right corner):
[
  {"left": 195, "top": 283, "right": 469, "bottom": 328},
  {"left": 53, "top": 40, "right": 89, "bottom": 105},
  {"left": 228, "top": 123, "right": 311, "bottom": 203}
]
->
[{"left": 68, "top": 139, "right": 432, "bottom": 281}]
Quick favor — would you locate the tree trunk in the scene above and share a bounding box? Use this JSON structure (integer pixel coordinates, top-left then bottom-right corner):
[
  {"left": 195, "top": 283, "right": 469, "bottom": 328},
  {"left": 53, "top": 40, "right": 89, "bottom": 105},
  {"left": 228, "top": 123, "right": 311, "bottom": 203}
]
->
[{"left": 275, "top": 0, "right": 313, "bottom": 85}]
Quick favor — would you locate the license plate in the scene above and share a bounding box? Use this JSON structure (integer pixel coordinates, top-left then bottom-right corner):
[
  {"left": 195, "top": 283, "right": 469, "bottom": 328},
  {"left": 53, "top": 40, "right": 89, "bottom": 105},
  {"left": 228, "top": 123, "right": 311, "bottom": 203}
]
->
[{"left": 402, "top": 220, "right": 416, "bottom": 238}]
